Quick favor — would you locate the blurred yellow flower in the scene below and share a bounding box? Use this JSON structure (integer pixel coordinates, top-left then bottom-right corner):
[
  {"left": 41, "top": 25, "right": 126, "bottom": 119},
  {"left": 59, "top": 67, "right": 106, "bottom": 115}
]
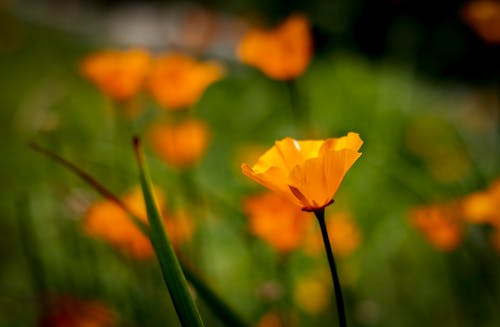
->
[
  {"left": 305, "top": 211, "right": 361, "bottom": 257},
  {"left": 410, "top": 202, "right": 464, "bottom": 252},
  {"left": 237, "top": 14, "right": 312, "bottom": 80},
  {"left": 293, "top": 276, "right": 330, "bottom": 314},
  {"left": 462, "top": 178, "right": 500, "bottom": 224},
  {"left": 80, "top": 48, "right": 150, "bottom": 101},
  {"left": 462, "top": 0, "right": 500, "bottom": 44},
  {"left": 147, "top": 54, "right": 224, "bottom": 109},
  {"left": 241, "top": 133, "right": 363, "bottom": 211},
  {"left": 243, "top": 192, "right": 311, "bottom": 253},
  {"left": 83, "top": 187, "right": 193, "bottom": 259},
  {"left": 148, "top": 119, "right": 210, "bottom": 168},
  {"left": 40, "top": 296, "right": 117, "bottom": 327}
]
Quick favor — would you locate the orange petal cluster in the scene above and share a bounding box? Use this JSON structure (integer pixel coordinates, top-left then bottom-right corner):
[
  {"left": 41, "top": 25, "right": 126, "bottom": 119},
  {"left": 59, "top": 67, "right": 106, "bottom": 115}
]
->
[
  {"left": 237, "top": 14, "right": 312, "bottom": 80},
  {"left": 462, "top": 0, "right": 500, "bottom": 44},
  {"left": 241, "top": 132, "right": 363, "bottom": 211},
  {"left": 148, "top": 119, "right": 210, "bottom": 168},
  {"left": 462, "top": 179, "right": 500, "bottom": 224},
  {"left": 305, "top": 211, "right": 361, "bottom": 257},
  {"left": 39, "top": 296, "right": 117, "bottom": 327},
  {"left": 80, "top": 49, "right": 150, "bottom": 101},
  {"left": 410, "top": 202, "right": 464, "bottom": 252},
  {"left": 83, "top": 187, "right": 193, "bottom": 259},
  {"left": 148, "top": 54, "right": 224, "bottom": 109},
  {"left": 243, "top": 192, "right": 311, "bottom": 253}
]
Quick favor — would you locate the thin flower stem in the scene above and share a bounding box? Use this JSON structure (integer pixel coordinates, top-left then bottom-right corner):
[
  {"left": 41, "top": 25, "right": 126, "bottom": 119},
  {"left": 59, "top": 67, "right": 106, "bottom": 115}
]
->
[{"left": 314, "top": 208, "right": 347, "bottom": 327}]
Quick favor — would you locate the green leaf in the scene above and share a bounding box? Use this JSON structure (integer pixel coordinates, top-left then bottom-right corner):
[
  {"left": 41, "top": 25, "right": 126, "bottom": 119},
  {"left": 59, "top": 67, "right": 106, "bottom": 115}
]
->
[{"left": 133, "top": 136, "right": 205, "bottom": 327}]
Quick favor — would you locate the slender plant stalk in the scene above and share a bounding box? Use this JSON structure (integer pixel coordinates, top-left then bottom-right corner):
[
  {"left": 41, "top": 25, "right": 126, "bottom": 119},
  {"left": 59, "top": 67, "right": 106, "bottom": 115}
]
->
[
  {"left": 29, "top": 141, "right": 249, "bottom": 327},
  {"left": 134, "top": 136, "right": 205, "bottom": 327},
  {"left": 314, "top": 208, "right": 347, "bottom": 327}
]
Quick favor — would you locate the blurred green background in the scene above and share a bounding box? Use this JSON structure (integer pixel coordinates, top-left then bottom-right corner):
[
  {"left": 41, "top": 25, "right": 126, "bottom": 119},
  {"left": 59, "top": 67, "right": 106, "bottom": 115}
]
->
[{"left": 0, "top": 0, "right": 499, "bottom": 326}]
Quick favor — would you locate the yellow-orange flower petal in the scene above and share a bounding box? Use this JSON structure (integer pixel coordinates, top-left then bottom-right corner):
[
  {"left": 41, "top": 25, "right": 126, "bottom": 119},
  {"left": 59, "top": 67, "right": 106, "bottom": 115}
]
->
[
  {"left": 80, "top": 48, "right": 150, "bottom": 101},
  {"left": 241, "top": 133, "right": 363, "bottom": 211},
  {"left": 148, "top": 119, "right": 210, "bottom": 168},
  {"left": 243, "top": 192, "right": 311, "bottom": 253},
  {"left": 410, "top": 202, "right": 464, "bottom": 252},
  {"left": 238, "top": 14, "right": 312, "bottom": 80},
  {"left": 147, "top": 54, "right": 224, "bottom": 109},
  {"left": 462, "top": 178, "right": 500, "bottom": 225}
]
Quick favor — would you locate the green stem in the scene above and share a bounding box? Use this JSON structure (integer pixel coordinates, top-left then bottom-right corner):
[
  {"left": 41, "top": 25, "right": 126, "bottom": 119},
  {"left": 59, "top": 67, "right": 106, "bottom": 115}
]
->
[{"left": 314, "top": 208, "right": 347, "bottom": 327}]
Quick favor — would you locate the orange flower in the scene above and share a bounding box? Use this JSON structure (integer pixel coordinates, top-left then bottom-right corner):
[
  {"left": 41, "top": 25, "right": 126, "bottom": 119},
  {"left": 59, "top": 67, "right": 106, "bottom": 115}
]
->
[
  {"left": 241, "top": 133, "right": 363, "bottom": 212},
  {"left": 148, "top": 119, "right": 210, "bottom": 168},
  {"left": 305, "top": 211, "right": 361, "bottom": 257},
  {"left": 255, "top": 311, "right": 283, "bottom": 327},
  {"left": 237, "top": 14, "right": 312, "bottom": 80},
  {"left": 410, "top": 202, "right": 464, "bottom": 252},
  {"left": 462, "top": 0, "right": 500, "bottom": 44},
  {"left": 83, "top": 187, "right": 193, "bottom": 259},
  {"left": 80, "top": 48, "right": 150, "bottom": 101},
  {"left": 40, "top": 296, "right": 116, "bottom": 327},
  {"left": 243, "top": 192, "right": 311, "bottom": 253},
  {"left": 462, "top": 178, "right": 500, "bottom": 224},
  {"left": 147, "top": 54, "right": 224, "bottom": 109}
]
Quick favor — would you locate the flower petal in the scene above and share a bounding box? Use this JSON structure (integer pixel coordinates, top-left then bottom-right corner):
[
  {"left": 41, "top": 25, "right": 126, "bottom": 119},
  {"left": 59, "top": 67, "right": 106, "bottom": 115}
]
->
[{"left": 241, "top": 164, "right": 302, "bottom": 206}]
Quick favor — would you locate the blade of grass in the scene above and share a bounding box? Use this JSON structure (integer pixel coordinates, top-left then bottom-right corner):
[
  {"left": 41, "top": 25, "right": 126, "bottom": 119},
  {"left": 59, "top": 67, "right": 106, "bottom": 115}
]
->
[
  {"left": 30, "top": 141, "right": 248, "bottom": 326},
  {"left": 133, "top": 136, "right": 204, "bottom": 327}
]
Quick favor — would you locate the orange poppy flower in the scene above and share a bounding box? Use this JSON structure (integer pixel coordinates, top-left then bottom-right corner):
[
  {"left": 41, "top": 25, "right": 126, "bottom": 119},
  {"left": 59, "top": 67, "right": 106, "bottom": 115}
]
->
[
  {"left": 83, "top": 187, "right": 193, "bottom": 259},
  {"left": 148, "top": 119, "right": 210, "bottom": 168},
  {"left": 305, "top": 211, "right": 361, "bottom": 257},
  {"left": 241, "top": 132, "right": 363, "bottom": 212},
  {"left": 243, "top": 192, "right": 311, "bottom": 253},
  {"left": 147, "top": 54, "right": 224, "bottom": 109},
  {"left": 80, "top": 48, "right": 150, "bottom": 101},
  {"left": 462, "top": 0, "right": 500, "bottom": 44},
  {"left": 462, "top": 178, "right": 500, "bottom": 224},
  {"left": 255, "top": 311, "right": 283, "bottom": 327},
  {"left": 237, "top": 14, "right": 312, "bottom": 80},
  {"left": 40, "top": 296, "right": 117, "bottom": 327},
  {"left": 410, "top": 202, "right": 464, "bottom": 252}
]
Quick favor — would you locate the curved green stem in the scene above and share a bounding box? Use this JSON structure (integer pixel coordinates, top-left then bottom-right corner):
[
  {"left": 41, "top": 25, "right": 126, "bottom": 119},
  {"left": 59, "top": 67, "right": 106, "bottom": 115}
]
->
[{"left": 314, "top": 208, "right": 347, "bottom": 327}]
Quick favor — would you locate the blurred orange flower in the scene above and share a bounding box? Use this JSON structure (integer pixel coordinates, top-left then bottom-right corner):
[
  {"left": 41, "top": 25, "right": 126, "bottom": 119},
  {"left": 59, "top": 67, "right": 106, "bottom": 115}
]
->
[
  {"left": 147, "top": 54, "right": 224, "bottom": 109},
  {"left": 83, "top": 187, "right": 193, "bottom": 259},
  {"left": 148, "top": 119, "right": 210, "bottom": 168},
  {"left": 462, "top": 0, "right": 500, "bottom": 44},
  {"left": 237, "top": 14, "right": 312, "bottom": 80},
  {"left": 305, "top": 211, "right": 361, "bottom": 257},
  {"left": 241, "top": 132, "right": 363, "bottom": 211},
  {"left": 462, "top": 178, "right": 500, "bottom": 224},
  {"left": 255, "top": 311, "right": 283, "bottom": 327},
  {"left": 410, "top": 202, "right": 464, "bottom": 252},
  {"left": 243, "top": 192, "right": 311, "bottom": 253},
  {"left": 80, "top": 48, "right": 150, "bottom": 101},
  {"left": 40, "top": 296, "right": 116, "bottom": 327}
]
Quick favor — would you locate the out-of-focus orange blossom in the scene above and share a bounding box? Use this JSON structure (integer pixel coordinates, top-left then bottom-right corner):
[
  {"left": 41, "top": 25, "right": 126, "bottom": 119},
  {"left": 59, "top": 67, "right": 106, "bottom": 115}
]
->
[
  {"left": 243, "top": 192, "right": 311, "bottom": 253},
  {"left": 83, "top": 187, "right": 193, "bottom": 259},
  {"left": 80, "top": 48, "right": 150, "bottom": 101},
  {"left": 147, "top": 54, "right": 224, "bottom": 109},
  {"left": 148, "top": 119, "right": 210, "bottom": 168},
  {"left": 462, "top": 178, "right": 500, "bottom": 224},
  {"left": 255, "top": 311, "right": 283, "bottom": 327},
  {"left": 305, "top": 211, "right": 361, "bottom": 257},
  {"left": 410, "top": 202, "right": 464, "bottom": 252},
  {"left": 39, "top": 296, "right": 117, "bottom": 327},
  {"left": 462, "top": 0, "right": 500, "bottom": 44},
  {"left": 237, "top": 14, "right": 312, "bottom": 80},
  {"left": 241, "top": 132, "right": 363, "bottom": 212}
]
